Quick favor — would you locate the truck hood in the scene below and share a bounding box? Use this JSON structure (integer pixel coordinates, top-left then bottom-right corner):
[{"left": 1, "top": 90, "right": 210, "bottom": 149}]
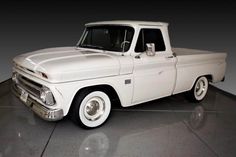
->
[{"left": 13, "top": 47, "right": 121, "bottom": 83}]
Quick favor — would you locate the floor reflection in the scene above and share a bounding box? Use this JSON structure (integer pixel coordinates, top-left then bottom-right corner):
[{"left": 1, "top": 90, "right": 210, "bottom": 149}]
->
[
  {"left": 188, "top": 105, "right": 207, "bottom": 130},
  {"left": 73, "top": 105, "right": 215, "bottom": 157},
  {"left": 1, "top": 80, "right": 236, "bottom": 157},
  {"left": 79, "top": 132, "right": 109, "bottom": 157}
]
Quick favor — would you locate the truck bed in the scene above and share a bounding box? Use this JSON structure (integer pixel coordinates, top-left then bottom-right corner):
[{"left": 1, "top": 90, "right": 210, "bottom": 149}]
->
[
  {"left": 172, "top": 47, "right": 226, "bottom": 64},
  {"left": 171, "top": 47, "right": 227, "bottom": 95},
  {"left": 173, "top": 48, "right": 215, "bottom": 56}
]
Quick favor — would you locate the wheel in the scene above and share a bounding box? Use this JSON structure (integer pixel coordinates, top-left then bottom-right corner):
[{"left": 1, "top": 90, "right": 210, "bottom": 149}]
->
[
  {"left": 188, "top": 76, "right": 209, "bottom": 102},
  {"left": 71, "top": 89, "right": 111, "bottom": 128}
]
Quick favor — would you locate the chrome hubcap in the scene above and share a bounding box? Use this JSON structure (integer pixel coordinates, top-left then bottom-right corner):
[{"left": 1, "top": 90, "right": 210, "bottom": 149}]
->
[
  {"left": 86, "top": 100, "right": 100, "bottom": 116},
  {"left": 84, "top": 97, "right": 105, "bottom": 121},
  {"left": 195, "top": 79, "right": 206, "bottom": 96}
]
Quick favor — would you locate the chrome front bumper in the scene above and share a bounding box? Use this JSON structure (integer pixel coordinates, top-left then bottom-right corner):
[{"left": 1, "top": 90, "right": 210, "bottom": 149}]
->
[{"left": 12, "top": 83, "right": 64, "bottom": 121}]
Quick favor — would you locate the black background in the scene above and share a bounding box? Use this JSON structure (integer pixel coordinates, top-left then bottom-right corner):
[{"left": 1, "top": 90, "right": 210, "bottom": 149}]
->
[{"left": 0, "top": 0, "right": 235, "bottom": 94}]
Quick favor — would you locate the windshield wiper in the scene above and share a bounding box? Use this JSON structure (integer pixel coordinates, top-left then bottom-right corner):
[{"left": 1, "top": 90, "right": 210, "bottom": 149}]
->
[{"left": 81, "top": 44, "right": 104, "bottom": 50}]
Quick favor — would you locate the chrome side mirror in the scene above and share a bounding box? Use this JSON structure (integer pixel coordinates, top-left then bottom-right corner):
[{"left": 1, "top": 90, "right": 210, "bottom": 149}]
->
[{"left": 146, "top": 43, "right": 155, "bottom": 56}]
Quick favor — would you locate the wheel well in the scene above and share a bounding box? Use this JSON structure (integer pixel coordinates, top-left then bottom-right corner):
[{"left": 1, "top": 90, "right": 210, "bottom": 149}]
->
[
  {"left": 195, "top": 75, "right": 213, "bottom": 84},
  {"left": 73, "top": 84, "right": 121, "bottom": 107},
  {"left": 190, "top": 74, "right": 213, "bottom": 90},
  {"left": 205, "top": 75, "right": 213, "bottom": 82}
]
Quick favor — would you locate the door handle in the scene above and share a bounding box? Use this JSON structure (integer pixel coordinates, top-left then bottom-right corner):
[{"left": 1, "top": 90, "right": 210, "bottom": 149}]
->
[
  {"left": 135, "top": 55, "right": 141, "bottom": 59},
  {"left": 166, "top": 55, "right": 174, "bottom": 59}
]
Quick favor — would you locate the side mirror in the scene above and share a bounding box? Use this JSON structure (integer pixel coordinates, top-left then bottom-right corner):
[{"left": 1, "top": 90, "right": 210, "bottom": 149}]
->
[{"left": 146, "top": 43, "right": 155, "bottom": 56}]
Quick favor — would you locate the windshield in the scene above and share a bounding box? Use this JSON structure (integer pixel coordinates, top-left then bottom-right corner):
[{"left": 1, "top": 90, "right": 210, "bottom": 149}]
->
[{"left": 78, "top": 25, "right": 134, "bottom": 52}]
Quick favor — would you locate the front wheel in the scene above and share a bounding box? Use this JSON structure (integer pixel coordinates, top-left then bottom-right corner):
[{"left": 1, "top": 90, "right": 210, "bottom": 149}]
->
[
  {"left": 71, "top": 90, "right": 111, "bottom": 129},
  {"left": 188, "top": 76, "right": 209, "bottom": 102}
]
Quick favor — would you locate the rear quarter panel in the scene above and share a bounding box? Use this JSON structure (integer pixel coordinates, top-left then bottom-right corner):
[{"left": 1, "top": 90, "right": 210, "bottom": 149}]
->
[{"left": 173, "top": 53, "right": 227, "bottom": 94}]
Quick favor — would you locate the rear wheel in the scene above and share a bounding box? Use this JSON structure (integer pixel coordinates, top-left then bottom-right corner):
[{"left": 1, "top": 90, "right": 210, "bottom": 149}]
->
[
  {"left": 71, "top": 89, "right": 111, "bottom": 128},
  {"left": 188, "top": 76, "right": 209, "bottom": 102}
]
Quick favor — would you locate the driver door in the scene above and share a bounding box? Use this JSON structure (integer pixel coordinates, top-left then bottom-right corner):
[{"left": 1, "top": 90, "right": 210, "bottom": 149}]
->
[{"left": 132, "top": 28, "right": 177, "bottom": 104}]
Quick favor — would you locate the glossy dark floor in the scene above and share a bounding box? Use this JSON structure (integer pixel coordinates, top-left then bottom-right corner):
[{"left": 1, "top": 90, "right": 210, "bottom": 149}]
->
[{"left": 0, "top": 80, "right": 236, "bottom": 157}]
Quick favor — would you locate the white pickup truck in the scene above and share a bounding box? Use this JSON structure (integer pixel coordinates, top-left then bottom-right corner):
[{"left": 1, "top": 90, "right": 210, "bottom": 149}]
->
[{"left": 12, "top": 21, "right": 227, "bottom": 128}]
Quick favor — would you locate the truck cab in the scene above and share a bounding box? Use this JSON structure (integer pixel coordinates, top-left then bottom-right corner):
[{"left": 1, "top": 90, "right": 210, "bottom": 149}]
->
[{"left": 80, "top": 21, "right": 177, "bottom": 104}]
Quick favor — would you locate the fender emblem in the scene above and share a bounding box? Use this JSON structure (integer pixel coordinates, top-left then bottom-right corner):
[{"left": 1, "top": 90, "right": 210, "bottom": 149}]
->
[{"left": 125, "top": 79, "right": 131, "bottom": 84}]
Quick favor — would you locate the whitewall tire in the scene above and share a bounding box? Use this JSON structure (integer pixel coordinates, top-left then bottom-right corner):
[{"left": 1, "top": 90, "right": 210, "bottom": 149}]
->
[
  {"left": 188, "top": 76, "right": 209, "bottom": 102},
  {"left": 71, "top": 90, "right": 111, "bottom": 128}
]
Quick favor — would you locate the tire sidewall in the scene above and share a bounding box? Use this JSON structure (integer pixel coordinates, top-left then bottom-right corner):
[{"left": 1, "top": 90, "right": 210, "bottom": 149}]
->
[
  {"left": 78, "top": 91, "right": 111, "bottom": 128},
  {"left": 193, "top": 76, "right": 208, "bottom": 101}
]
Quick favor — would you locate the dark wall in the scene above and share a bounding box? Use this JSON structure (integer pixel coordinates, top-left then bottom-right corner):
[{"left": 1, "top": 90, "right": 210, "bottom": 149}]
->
[{"left": 0, "top": 0, "right": 235, "bottom": 94}]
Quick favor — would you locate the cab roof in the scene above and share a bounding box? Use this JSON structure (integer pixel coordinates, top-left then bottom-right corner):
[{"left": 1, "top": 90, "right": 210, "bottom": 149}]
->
[{"left": 85, "top": 20, "right": 169, "bottom": 27}]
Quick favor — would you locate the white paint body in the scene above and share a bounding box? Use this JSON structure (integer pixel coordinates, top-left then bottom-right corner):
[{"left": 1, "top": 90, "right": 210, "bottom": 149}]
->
[{"left": 12, "top": 21, "right": 227, "bottom": 117}]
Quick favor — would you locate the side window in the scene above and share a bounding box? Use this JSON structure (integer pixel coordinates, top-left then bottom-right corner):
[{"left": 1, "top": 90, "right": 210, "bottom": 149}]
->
[{"left": 135, "top": 29, "right": 166, "bottom": 52}]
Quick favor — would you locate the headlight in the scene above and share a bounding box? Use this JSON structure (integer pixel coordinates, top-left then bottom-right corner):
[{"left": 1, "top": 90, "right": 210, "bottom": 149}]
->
[{"left": 40, "top": 86, "right": 55, "bottom": 106}]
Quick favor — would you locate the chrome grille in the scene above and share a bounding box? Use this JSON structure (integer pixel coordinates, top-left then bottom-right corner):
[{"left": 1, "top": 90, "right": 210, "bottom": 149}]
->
[{"left": 17, "top": 74, "right": 42, "bottom": 98}]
